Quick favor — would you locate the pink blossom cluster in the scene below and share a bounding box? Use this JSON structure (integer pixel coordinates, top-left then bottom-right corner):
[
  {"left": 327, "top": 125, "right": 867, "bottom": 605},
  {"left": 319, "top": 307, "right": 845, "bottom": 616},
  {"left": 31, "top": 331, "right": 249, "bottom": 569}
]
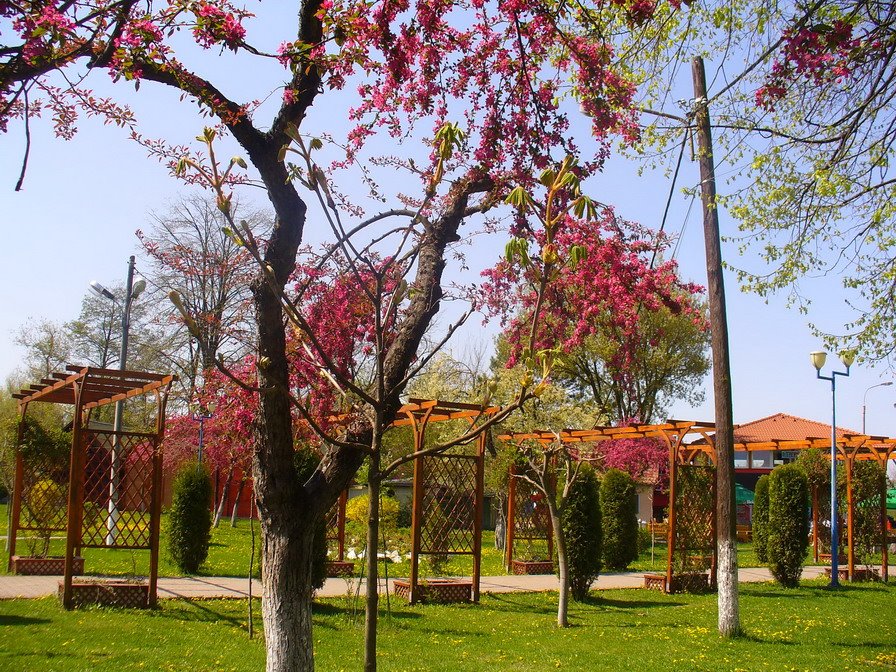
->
[
  {"left": 110, "top": 17, "right": 170, "bottom": 81},
  {"left": 192, "top": 2, "right": 248, "bottom": 51},
  {"left": 270, "top": 0, "right": 657, "bottom": 184},
  {"left": 480, "top": 206, "right": 705, "bottom": 378},
  {"left": 756, "top": 20, "right": 866, "bottom": 109},
  {"left": 12, "top": 4, "right": 77, "bottom": 64}
]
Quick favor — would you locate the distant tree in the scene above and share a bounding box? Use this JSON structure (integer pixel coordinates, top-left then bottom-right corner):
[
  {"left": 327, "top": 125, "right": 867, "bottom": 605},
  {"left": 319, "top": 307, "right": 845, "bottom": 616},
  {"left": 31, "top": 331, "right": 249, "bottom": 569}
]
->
[
  {"left": 553, "top": 298, "right": 710, "bottom": 423},
  {"left": 14, "top": 318, "right": 71, "bottom": 379},
  {"left": 138, "top": 195, "right": 266, "bottom": 400}
]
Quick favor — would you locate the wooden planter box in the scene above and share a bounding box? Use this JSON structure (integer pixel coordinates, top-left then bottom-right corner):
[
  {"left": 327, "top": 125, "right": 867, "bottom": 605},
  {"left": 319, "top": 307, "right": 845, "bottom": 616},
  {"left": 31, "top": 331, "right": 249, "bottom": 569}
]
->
[
  {"left": 325, "top": 560, "right": 354, "bottom": 577},
  {"left": 824, "top": 567, "right": 880, "bottom": 583},
  {"left": 59, "top": 580, "right": 151, "bottom": 609},
  {"left": 394, "top": 578, "right": 472, "bottom": 604},
  {"left": 11, "top": 555, "right": 83, "bottom": 576},
  {"left": 511, "top": 560, "right": 554, "bottom": 575},
  {"left": 669, "top": 572, "right": 713, "bottom": 594},
  {"left": 643, "top": 574, "right": 667, "bottom": 591}
]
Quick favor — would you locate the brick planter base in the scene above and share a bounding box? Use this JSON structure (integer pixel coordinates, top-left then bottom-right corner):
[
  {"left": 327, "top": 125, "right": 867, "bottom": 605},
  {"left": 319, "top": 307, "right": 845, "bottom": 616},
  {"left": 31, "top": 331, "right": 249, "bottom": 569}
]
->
[
  {"left": 643, "top": 574, "right": 667, "bottom": 591},
  {"left": 59, "top": 580, "right": 151, "bottom": 609},
  {"left": 824, "top": 567, "right": 880, "bottom": 582},
  {"left": 326, "top": 561, "right": 355, "bottom": 577},
  {"left": 394, "top": 578, "right": 473, "bottom": 604},
  {"left": 11, "top": 555, "right": 83, "bottom": 576},
  {"left": 512, "top": 560, "right": 554, "bottom": 575},
  {"left": 669, "top": 572, "right": 713, "bottom": 594}
]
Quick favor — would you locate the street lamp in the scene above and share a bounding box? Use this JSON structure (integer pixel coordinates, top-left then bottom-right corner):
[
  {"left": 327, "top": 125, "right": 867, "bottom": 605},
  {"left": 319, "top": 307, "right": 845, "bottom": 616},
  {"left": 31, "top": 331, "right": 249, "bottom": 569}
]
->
[
  {"left": 192, "top": 402, "right": 216, "bottom": 465},
  {"left": 90, "top": 255, "right": 146, "bottom": 545},
  {"left": 811, "top": 349, "right": 854, "bottom": 588},
  {"left": 862, "top": 381, "right": 892, "bottom": 434}
]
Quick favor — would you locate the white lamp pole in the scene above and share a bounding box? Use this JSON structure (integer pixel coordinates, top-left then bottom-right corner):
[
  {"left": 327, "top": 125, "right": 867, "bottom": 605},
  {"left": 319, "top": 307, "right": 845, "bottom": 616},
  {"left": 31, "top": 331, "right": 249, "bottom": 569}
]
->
[
  {"left": 90, "top": 256, "right": 146, "bottom": 545},
  {"left": 861, "top": 381, "right": 892, "bottom": 434},
  {"left": 811, "top": 349, "right": 854, "bottom": 588}
]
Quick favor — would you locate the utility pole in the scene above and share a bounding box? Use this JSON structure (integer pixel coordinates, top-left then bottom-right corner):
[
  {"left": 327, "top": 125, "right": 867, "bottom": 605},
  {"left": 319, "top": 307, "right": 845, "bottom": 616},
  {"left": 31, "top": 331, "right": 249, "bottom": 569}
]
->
[{"left": 692, "top": 56, "right": 740, "bottom": 637}]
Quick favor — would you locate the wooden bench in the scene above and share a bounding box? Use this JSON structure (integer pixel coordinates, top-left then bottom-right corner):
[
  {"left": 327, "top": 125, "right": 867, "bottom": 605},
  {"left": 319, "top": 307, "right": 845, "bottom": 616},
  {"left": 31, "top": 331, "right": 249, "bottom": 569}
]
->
[{"left": 736, "top": 524, "right": 752, "bottom": 543}]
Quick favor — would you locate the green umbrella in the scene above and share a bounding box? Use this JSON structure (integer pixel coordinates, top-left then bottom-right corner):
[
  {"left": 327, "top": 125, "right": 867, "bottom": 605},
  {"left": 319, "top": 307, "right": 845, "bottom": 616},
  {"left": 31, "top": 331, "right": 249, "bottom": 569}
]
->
[
  {"left": 735, "top": 483, "right": 755, "bottom": 505},
  {"left": 887, "top": 488, "right": 896, "bottom": 510}
]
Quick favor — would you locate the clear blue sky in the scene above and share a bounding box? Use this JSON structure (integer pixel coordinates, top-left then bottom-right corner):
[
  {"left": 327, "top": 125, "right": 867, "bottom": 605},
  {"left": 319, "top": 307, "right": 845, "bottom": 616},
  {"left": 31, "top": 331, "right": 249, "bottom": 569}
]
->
[{"left": 1, "top": 12, "right": 894, "bottom": 466}]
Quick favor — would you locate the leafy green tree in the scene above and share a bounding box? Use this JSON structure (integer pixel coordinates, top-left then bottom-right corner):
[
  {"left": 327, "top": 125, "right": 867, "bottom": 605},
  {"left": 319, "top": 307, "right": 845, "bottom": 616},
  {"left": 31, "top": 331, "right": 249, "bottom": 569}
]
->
[
  {"left": 553, "top": 299, "right": 710, "bottom": 423},
  {"left": 600, "top": 469, "right": 639, "bottom": 571},
  {"left": 561, "top": 463, "right": 602, "bottom": 601},
  {"left": 752, "top": 475, "right": 771, "bottom": 564},
  {"left": 168, "top": 462, "right": 213, "bottom": 574},
  {"left": 767, "top": 465, "right": 809, "bottom": 588}
]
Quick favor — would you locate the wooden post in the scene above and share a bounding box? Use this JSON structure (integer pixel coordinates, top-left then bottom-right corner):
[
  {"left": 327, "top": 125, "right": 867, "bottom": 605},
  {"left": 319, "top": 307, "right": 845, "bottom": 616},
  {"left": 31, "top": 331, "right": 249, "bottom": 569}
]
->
[
  {"left": 666, "top": 440, "right": 679, "bottom": 592},
  {"left": 846, "top": 453, "right": 855, "bottom": 582},
  {"left": 812, "top": 485, "right": 819, "bottom": 562},
  {"left": 880, "top": 461, "right": 888, "bottom": 583},
  {"left": 505, "top": 465, "right": 517, "bottom": 570},
  {"left": 408, "top": 423, "right": 425, "bottom": 605},
  {"left": 62, "top": 384, "right": 85, "bottom": 610},
  {"left": 692, "top": 56, "right": 740, "bottom": 634},
  {"left": 337, "top": 490, "right": 348, "bottom": 562},
  {"left": 472, "top": 433, "right": 485, "bottom": 603},
  {"left": 7, "top": 404, "right": 27, "bottom": 570}
]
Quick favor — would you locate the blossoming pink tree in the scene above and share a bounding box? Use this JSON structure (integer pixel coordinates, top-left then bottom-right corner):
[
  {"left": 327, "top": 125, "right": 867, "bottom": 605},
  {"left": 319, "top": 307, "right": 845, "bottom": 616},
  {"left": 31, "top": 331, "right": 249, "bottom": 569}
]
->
[{"left": 3, "top": 1, "right": 680, "bottom": 669}]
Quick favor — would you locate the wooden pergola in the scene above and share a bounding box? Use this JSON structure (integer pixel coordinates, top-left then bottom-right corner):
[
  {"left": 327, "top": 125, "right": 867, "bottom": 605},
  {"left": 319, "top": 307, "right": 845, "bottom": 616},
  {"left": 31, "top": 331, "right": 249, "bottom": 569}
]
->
[
  {"left": 713, "top": 432, "right": 895, "bottom": 582},
  {"left": 502, "top": 420, "right": 895, "bottom": 589},
  {"left": 10, "top": 365, "right": 175, "bottom": 608},
  {"left": 391, "top": 399, "right": 499, "bottom": 604},
  {"left": 500, "top": 421, "right": 719, "bottom": 593}
]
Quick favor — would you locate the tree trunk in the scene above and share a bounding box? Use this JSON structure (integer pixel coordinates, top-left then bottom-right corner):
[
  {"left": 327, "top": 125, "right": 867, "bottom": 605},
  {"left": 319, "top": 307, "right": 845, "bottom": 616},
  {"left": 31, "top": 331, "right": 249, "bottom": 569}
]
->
[
  {"left": 364, "top": 451, "right": 382, "bottom": 672},
  {"left": 231, "top": 478, "right": 246, "bottom": 528},
  {"left": 545, "top": 500, "right": 569, "bottom": 628},
  {"left": 692, "top": 56, "right": 741, "bottom": 638},
  {"left": 260, "top": 520, "right": 316, "bottom": 672},
  {"left": 214, "top": 464, "right": 234, "bottom": 528}
]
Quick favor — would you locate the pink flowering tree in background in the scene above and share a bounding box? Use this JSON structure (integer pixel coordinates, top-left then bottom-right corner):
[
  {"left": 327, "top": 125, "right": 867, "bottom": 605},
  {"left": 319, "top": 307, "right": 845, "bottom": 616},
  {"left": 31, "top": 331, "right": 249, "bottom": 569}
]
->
[{"left": 1, "top": 1, "right": 704, "bottom": 669}]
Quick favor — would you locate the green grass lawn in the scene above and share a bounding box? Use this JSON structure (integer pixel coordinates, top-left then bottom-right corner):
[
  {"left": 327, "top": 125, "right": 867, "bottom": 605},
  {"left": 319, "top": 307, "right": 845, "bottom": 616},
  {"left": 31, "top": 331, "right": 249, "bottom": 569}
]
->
[{"left": 1, "top": 580, "right": 894, "bottom": 671}]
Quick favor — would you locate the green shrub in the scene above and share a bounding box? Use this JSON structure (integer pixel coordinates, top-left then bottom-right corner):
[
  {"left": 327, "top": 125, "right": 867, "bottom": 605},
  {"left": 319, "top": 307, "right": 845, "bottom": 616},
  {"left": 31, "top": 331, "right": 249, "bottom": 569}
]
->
[
  {"left": 767, "top": 464, "right": 809, "bottom": 588},
  {"left": 753, "top": 475, "right": 770, "bottom": 564},
  {"left": 168, "top": 462, "right": 213, "bottom": 574},
  {"left": 561, "top": 463, "right": 602, "bottom": 601},
  {"left": 294, "top": 448, "right": 327, "bottom": 592},
  {"left": 600, "top": 469, "right": 638, "bottom": 571}
]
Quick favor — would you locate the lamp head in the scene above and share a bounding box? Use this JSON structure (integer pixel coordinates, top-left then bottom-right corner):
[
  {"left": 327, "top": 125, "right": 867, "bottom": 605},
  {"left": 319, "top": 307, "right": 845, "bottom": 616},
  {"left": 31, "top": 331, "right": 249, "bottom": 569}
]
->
[
  {"left": 839, "top": 350, "right": 855, "bottom": 369},
  {"left": 89, "top": 281, "right": 116, "bottom": 302},
  {"left": 810, "top": 350, "right": 827, "bottom": 371},
  {"left": 131, "top": 275, "right": 147, "bottom": 299}
]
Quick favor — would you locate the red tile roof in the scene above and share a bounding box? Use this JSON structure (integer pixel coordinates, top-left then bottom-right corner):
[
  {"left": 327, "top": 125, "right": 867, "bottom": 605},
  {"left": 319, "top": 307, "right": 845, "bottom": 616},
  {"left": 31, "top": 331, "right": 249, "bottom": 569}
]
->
[{"left": 732, "top": 412, "right": 857, "bottom": 444}]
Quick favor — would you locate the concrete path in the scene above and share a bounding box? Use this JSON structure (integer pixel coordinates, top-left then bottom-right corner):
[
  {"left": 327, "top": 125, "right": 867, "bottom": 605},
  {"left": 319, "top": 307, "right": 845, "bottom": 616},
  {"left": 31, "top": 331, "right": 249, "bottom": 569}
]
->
[{"left": 0, "top": 565, "right": 834, "bottom": 601}]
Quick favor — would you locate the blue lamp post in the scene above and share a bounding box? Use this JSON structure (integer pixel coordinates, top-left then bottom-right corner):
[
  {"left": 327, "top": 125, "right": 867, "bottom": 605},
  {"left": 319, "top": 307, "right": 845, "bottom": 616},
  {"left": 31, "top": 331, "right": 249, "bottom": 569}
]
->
[{"left": 811, "top": 349, "right": 854, "bottom": 588}]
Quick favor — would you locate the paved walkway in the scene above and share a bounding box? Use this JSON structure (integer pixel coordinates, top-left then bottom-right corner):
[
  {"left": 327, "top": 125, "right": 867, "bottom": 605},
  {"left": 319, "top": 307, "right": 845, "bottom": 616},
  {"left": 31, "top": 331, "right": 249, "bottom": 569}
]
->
[{"left": 0, "top": 565, "right": 833, "bottom": 600}]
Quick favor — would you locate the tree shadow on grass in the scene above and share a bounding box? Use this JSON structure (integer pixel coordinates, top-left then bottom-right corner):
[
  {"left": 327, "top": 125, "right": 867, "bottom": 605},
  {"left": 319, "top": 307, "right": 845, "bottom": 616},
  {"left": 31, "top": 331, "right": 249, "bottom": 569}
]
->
[
  {"left": 579, "top": 595, "right": 686, "bottom": 609},
  {"left": 150, "top": 598, "right": 248, "bottom": 631},
  {"left": 0, "top": 614, "right": 51, "bottom": 626},
  {"left": 738, "top": 633, "right": 797, "bottom": 646}
]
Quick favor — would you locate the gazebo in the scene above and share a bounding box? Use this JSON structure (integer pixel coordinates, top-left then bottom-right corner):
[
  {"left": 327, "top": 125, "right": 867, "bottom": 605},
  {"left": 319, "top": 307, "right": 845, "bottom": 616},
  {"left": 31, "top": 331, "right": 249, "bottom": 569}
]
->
[{"left": 9, "top": 365, "right": 175, "bottom": 608}]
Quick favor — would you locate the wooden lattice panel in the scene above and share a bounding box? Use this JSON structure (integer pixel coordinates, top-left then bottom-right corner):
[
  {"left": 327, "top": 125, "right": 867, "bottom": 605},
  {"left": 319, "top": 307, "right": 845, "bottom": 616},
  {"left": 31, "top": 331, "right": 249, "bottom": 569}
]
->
[
  {"left": 419, "top": 454, "right": 478, "bottom": 554},
  {"left": 19, "top": 449, "right": 68, "bottom": 534},
  {"left": 672, "top": 464, "right": 715, "bottom": 574},
  {"left": 80, "top": 430, "right": 157, "bottom": 549},
  {"left": 511, "top": 475, "right": 551, "bottom": 544}
]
